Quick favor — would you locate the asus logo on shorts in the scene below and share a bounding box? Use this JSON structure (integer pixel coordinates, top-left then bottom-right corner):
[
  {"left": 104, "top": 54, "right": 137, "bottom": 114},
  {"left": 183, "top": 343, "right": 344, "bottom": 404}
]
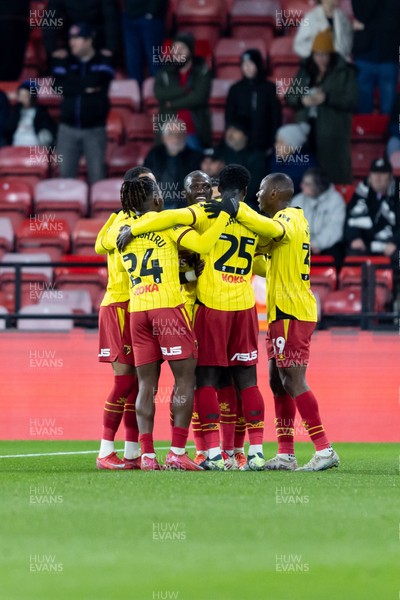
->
[
  {"left": 161, "top": 346, "right": 182, "bottom": 356},
  {"left": 98, "top": 348, "right": 111, "bottom": 357},
  {"left": 231, "top": 350, "right": 258, "bottom": 362}
]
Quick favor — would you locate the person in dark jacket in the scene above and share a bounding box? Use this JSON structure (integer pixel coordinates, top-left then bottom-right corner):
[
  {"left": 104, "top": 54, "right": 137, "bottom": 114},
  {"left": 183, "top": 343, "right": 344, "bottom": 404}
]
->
[
  {"left": 352, "top": 0, "right": 400, "bottom": 114},
  {"left": 122, "top": 0, "right": 167, "bottom": 86},
  {"left": 286, "top": 29, "right": 358, "bottom": 184},
  {"left": 225, "top": 49, "right": 282, "bottom": 154},
  {"left": 214, "top": 120, "right": 266, "bottom": 211},
  {"left": 154, "top": 32, "right": 212, "bottom": 150},
  {"left": 144, "top": 120, "right": 203, "bottom": 209},
  {"left": 0, "top": 0, "right": 29, "bottom": 80},
  {"left": 6, "top": 81, "right": 56, "bottom": 147},
  {"left": 52, "top": 23, "right": 115, "bottom": 184},
  {"left": 345, "top": 157, "right": 400, "bottom": 262},
  {"left": 43, "top": 0, "right": 120, "bottom": 60}
]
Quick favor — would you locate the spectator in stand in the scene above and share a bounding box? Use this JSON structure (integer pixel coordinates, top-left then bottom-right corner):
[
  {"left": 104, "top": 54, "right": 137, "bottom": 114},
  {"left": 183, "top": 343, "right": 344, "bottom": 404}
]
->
[
  {"left": 352, "top": 0, "right": 400, "bottom": 115},
  {"left": 386, "top": 93, "right": 400, "bottom": 160},
  {"left": 43, "top": 0, "right": 120, "bottom": 61},
  {"left": 291, "top": 167, "right": 346, "bottom": 265},
  {"left": 0, "top": 91, "right": 10, "bottom": 147},
  {"left": 154, "top": 32, "right": 212, "bottom": 151},
  {"left": 286, "top": 29, "right": 358, "bottom": 184},
  {"left": 52, "top": 23, "right": 115, "bottom": 184},
  {"left": 345, "top": 158, "right": 399, "bottom": 262},
  {"left": 144, "top": 120, "right": 203, "bottom": 209},
  {"left": 0, "top": 0, "right": 29, "bottom": 80},
  {"left": 122, "top": 0, "right": 167, "bottom": 86},
  {"left": 6, "top": 81, "right": 56, "bottom": 147},
  {"left": 225, "top": 49, "right": 282, "bottom": 155},
  {"left": 294, "top": 0, "right": 353, "bottom": 61},
  {"left": 212, "top": 121, "right": 266, "bottom": 210},
  {"left": 268, "top": 123, "right": 317, "bottom": 195}
]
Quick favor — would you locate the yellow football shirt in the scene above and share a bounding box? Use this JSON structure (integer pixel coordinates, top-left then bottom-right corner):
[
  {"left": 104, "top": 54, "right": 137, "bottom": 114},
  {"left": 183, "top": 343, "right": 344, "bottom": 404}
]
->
[
  {"left": 118, "top": 211, "right": 228, "bottom": 312},
  {"left": 95, "top": 211, "right": 130, "bottom": 306},
  {"left": 235, "top": 204, "right": 317, "bottom": 322}
]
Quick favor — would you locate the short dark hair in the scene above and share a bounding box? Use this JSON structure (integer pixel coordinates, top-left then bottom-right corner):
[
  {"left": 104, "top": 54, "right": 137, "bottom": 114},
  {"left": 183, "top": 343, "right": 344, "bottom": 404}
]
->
[
  {"left": 123, "top": 166, "right": 152, "bottom": 182},
  {"left": 218, "top": 164, "right": 251, "bottom": 194},
  {"left": 121, "top": 176, "right": 157, "bottom": 214},
  {"left": 304, "top": 167, "right": 330, "bottom": 194}
]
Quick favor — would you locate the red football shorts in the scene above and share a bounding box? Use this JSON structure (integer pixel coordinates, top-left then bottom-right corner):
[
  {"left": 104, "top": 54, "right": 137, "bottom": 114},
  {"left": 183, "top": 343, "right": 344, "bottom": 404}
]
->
[
  {"left": 98, "top": 301, "right": 134, "bottom": 365},
  {"left": 266, "top": 319, "right": 316, "bottom": 368},
  {"left": 193, "top": 304, "right": 259, "bottom": 367},
  {"left": 130, "top": 305, "right": 198, "bottom": 367}
]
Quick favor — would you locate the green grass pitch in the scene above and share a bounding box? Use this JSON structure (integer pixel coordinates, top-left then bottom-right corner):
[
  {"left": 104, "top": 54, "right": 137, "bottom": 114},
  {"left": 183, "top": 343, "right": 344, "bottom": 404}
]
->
[{"left": 0, "top": 441, "right": 398, "bottom": 600}]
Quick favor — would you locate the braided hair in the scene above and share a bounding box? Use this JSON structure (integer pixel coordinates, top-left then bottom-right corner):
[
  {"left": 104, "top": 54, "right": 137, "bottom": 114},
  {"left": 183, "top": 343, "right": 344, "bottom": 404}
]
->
[{"left": 121, "top": 176, "right": 157, "bottom": 215}]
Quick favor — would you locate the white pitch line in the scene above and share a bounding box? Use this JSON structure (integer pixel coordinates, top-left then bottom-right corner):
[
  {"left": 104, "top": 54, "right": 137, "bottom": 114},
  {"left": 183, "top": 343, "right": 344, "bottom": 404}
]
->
[{"left": 0, "top": 445, "right": 195, "bottom": 459}]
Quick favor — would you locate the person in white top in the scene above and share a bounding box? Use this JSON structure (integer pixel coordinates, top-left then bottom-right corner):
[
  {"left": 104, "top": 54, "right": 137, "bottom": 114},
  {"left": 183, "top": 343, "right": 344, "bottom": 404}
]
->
[{"left": 293, "top": 0, "right": 353, "bottom": 61}]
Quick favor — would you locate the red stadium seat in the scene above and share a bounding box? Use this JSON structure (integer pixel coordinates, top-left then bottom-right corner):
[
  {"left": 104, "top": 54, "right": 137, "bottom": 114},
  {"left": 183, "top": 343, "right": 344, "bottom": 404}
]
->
[
  {"left": 109, "top": 79, "right": 141, "bottom": 113},
  {"left": 322, "top": 288, "right": 362, "bottom": 315},
  {"left": 340, "top": 256, "right": 393, "bottom": 305},
  {"left": 0, "top": 218, "right": 14, "bottom": 252},
  {"left": 34, "top": 179, "right": 89, "bottom": 227},
  {"left": 211, "top": 112, "right": 225, "bottom": 143},
  {"left": 72, "top": 219, "right": 105, "bottom": 255},
  {"left": 54, "top": 254, "right": 107, "bottom": 305},
  {"left": 106, "top": 110, "right": 124, "bottom": 145},
  {"left": 91, "top": 178, "right": 123, "bottom": 218},
  {"left": 351, "top": 114, "right": 389, "bottom": 143},
  {"left": 125, "top": 113, "right": 155, "bottom": 143},
  {"left": 214, "top": 38, "right": 266, "bottom": 79},
  {"left": 39, "top": 289, "right": 93, "bottom": 314},
  {"left": 0, "top": 252, "right": 53, "bottom": 304},
  {"left": 175, "top": 0, "right": 227, "bottom": 45},
  {"left": 0, "top": 179, "right": 32, "bottom": 229},
  {"left": 16, "top": 218, "right": 70, "bottom": 260},
  {"left": 389, "top": 151, "right": 400, "bottom": 176},
  {"left": 230, "top": 1, "right": 278, "bottom": 43},
  {"left": 269, "top": 36, "right": 300, "bottom": 73},
  {"left": 335, "top": 183, "right": 355, "bottom": 204},
  {"left": 0, "top": 146, "right": 50, "bottom": 179},
  {"left": 310, "top": 265, "right": 337, "bottom": 290},
  {"left": 351, "top": 145, "right": 385, "bottom": 179},
  {"left": 142, "top": 78, "right": 158, "bottom": 115},
  {"left": 17, "top": 304, "right": 74, "bottom": 331},
  {"left": 0, "top": 303, "right": 9, "bottom": 326},
  {"left": 210, "top": 79, "right": 235, "bottom": 112},
  {"left": 106, "top": 143, "right": 152, "bottom": 177}
]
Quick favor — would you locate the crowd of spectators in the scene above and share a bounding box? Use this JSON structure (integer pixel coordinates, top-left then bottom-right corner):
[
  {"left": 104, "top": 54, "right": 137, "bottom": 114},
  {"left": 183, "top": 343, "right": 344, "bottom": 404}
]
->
[{"left": 0, "top": 0, "right": 399, "bottom": 270}]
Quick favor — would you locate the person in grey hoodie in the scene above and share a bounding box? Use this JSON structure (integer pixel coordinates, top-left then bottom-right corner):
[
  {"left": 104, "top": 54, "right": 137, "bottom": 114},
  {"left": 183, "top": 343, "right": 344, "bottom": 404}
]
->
[{"left": 291, "top": 167, "right": 346, "bottom": 265}]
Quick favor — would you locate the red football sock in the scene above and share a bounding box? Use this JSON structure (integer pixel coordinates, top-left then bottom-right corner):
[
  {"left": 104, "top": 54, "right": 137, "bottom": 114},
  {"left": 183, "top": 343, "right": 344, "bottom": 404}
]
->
[
  {"left": 218, "top": 385, "right": 237, "bottom": 452},
  {"left": 140, "top": 432, "right": 154, "bottom": 455},
  {"left": 240, "top": 386, "right": 265, "bottom": 446},
  {"left": 234, "top": 395, "right": 246, "bottom": 449},
  {"left": 274, "top": 393, "right": 296, "bottom": 455},
  {"left": 294, "top": 390, "right": 330, "bottom": 451},
  {"left": 172, "top": 426, "right": 189, "bottom": 450},
  {"left": 192, "top": 389, "right": 207, "bottom": 453},
  {"left": 197, "top": 386, "right": 220, "bottom": 449},
  {"left": 123, "top": 376, "right": 139, "bottom": 442},
  {"left": 102, "top": 374, "right": 134, "bottom": 441}
]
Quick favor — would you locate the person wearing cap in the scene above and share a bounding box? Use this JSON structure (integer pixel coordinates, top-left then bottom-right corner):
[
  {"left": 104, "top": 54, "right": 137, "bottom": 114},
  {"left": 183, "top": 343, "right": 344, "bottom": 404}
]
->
[
  {"left": 294, "top": 0, "right": 353, "bottom": 61},
  {"left": 345, "top": 158, "right": 400, "bottom": 260},
  {"left": 268, "top": 122, "right": 317, "bottom": 195},
  {"left": 225, "top": 48, "right": 282, "bottom": 153},
  {"left": 154, "top": 32, "right": 212, "bottom": 151},
  {"left": 286, "top": 29, "right": 358, "bottom": 184},
  {"left": 6, "top": 81, "right": 56, "bottom": 147},
  {"left": 43, "top": 0, "right": 120, "bottom": 60},
  {"left": 52, "top": 23, "right": 115, "bottom": 184},
  {"left": 122, "top": 0, "right": 167, "bottom": 86}
]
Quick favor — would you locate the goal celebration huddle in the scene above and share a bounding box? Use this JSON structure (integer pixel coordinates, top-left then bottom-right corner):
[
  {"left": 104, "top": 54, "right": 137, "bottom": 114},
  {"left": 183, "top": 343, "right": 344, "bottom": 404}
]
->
[{"left": 95, "top": 163, "right": 340, "bottom": 472}]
